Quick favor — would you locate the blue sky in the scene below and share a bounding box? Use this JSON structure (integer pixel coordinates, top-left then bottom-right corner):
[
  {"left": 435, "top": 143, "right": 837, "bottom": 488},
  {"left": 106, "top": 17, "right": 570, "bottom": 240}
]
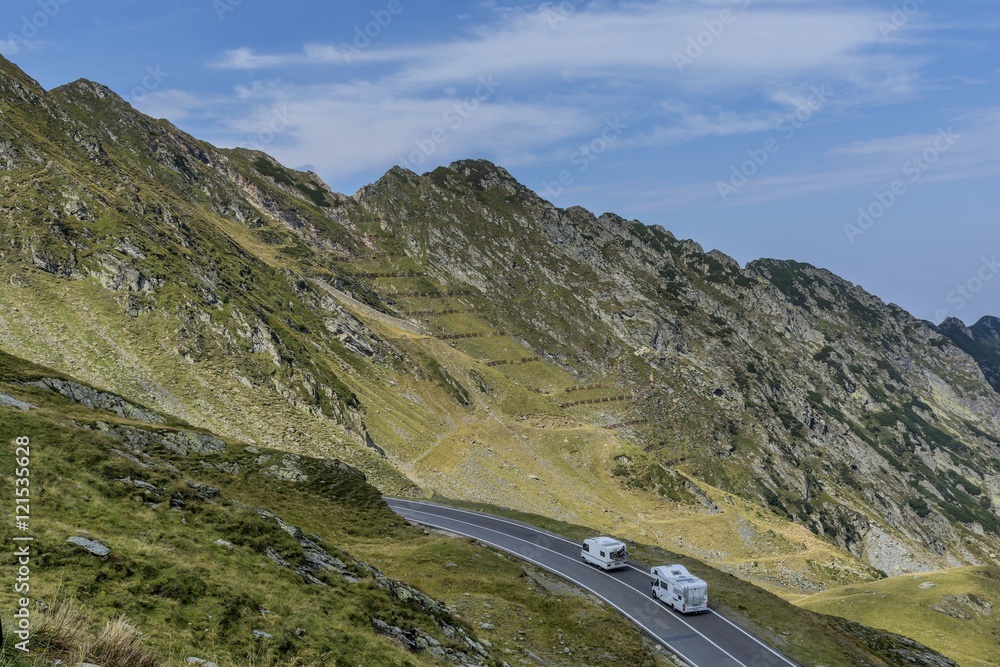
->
[{"left": 2, "top": 0, "right": 998, "bottom": 325}]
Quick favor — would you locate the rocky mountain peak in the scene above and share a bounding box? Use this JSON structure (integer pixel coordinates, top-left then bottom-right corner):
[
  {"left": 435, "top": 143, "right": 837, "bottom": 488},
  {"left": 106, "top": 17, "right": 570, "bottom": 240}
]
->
[
  {"left": 53, "top": 78, "right": 121, "bottom": 102},
  {"left": 429, "top": 158, "right": 533, "bottom": 198},
  {"left": 0, "top": 53, "right": 46, "bottom": 103},
  {"left": 446, "top": 157, "right": 515, "bottom": 183},
  {"left": 973, "top": 316, "right": 1000, "bottom": 340},
  {"left": 940, "top": 316, "right": 1000, "bottom": 393},
  {"left": 942, "top": 317, "right": 975, "bottom": 340},
  {"left": 2, "top": 54, "right": 999, "bottom": 590},
  {"left": 0, "top": 52, "right": 41, "bottom": 86},
  {"left": 707, "top": 248, "right": 741, "bottom": 271}
]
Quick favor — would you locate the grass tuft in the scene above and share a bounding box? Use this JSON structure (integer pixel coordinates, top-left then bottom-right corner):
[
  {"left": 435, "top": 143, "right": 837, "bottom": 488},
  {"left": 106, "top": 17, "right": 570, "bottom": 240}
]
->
[
  {"left": 31, "top": 598, "right": 89, "bottom": 657},
  {"left": 87, "top": 616, "right": 160, "bottom": 667},
  {"left": 26, "top": 599, "right": 159, "bottom": 667}
]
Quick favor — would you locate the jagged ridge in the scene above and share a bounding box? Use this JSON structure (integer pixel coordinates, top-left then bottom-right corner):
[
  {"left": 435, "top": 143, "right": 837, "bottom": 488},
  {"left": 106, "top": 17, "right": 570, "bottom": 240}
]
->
[{"left": 1, "top": 54, "right": 998, "bottom": 594}]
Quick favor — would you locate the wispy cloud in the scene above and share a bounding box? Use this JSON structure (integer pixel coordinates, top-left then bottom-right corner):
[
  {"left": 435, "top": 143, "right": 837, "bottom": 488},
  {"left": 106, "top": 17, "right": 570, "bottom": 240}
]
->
[
  {"left": 0, "top": 36, "right": 42, "bottom": 56},
  {"left": 614, "top": 107, "right": 1000, "bottom": 211},
  {"left": 163, "top": 0, "right": 995, "bottom": 200},
  {"left": 638, "top": 106, "right": 782, "bottom": 145},
  {"left": 194, "top": 1, "right": 937, "bottom": 184},
  {"left": 197, "top": 77, "right": 596, "bottom": 182},
  {"left": 213, "top": 1, "right": 907, "bottom": 96}
]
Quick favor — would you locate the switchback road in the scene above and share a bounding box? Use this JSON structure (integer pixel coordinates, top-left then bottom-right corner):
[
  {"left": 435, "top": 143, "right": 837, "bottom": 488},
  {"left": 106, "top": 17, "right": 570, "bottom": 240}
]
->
[{"left": 386, "top": 498, "right": 800, "bottom": 667}]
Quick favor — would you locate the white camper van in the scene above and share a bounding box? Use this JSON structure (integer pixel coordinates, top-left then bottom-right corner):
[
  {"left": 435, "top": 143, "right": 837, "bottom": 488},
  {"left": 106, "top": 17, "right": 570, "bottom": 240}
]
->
[
  {"left": 581, "top": 536, "right": 628, "bottom": 570},
  {"left": 650, "top": 564, "right": 709, "bottom": 614}
]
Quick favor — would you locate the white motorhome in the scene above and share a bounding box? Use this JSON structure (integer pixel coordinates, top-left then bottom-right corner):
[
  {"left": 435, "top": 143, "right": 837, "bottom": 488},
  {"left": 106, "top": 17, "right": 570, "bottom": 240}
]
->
[
  {"left": 581, "top": 536, "right": 628, "bottom": 570},
  {"left": 650, "top": 564, "right": 709, "bottom": 614}
]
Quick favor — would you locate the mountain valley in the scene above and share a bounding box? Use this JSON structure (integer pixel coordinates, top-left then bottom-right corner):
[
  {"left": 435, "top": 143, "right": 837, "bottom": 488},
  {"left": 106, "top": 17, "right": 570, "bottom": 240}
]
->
[{"left": 1, "top": 53, "right": 998, "bottom": 665}]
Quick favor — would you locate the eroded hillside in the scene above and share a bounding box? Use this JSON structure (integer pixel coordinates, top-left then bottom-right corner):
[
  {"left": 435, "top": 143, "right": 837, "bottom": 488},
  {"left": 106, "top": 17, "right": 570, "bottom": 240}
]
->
[{"left": 1, "top": 54, "right": 998, "bottom": 597}]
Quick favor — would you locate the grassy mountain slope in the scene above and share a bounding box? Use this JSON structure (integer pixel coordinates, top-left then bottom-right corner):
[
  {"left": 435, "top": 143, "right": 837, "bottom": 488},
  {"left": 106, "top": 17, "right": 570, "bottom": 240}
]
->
[
  {"left": 0, "top": 348, "right": 682, "bottom": 666},
  {"left": 0, "top": 348, "right": 960, "bottom": 666},
  {"left": 0, "top": 54, "right": 880, "bottom": 596},
  {"left": 0, "top": 56, "right": 406, "bottom": 490},
  {"left": 800, "top": 566, "right": 1000, "bottom": 667},
  {"left": 352, "top": 163, "right": 1000, "bottom": 581},
  {"left": 0, "top": 51, "right": 998, "bottom": 652}
]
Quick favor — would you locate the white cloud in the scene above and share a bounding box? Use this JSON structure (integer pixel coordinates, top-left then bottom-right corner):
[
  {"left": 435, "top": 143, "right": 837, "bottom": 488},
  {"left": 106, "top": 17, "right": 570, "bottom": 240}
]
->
[
  {"left": 186, "top": 0, "right": 969, "bottom": 195},
  {"left": 826, "top": 109, "right": 1000, "bottom": 178},
  {"left": 213, "top": 43, "right": 425, "bottom": 70},
  {"left": 827, "top": 131, "right": 955, "bottom": 159},
  {"left": 618, "top": 107, "right": 1000, "bottom": 211},
  {"left": 639, "top": 107, "right": 781, "bottom": 145},
  {"left": 0, "top": 36, "right": 43, "bottom": 57},
  {"left": 213, "top": 47, "right": 292, "bottom": 70},
  {"left": 211, "top": 1, "right": 908, "bottom": 96},
  {"left": 201, "top": 78, "right": 597, "bottom": 186}
]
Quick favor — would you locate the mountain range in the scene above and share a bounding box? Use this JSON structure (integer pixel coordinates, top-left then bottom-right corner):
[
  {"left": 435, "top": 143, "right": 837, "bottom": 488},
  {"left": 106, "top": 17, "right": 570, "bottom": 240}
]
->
[{"left": 1, "top": 53, "right": 998, "bottom": 664}]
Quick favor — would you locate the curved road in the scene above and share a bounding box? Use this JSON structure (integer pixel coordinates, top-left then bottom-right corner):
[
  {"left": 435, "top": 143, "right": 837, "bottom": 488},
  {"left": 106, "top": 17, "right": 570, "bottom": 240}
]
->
[{"left": 386, "top": 498, "right": 800, "bottom": 667}]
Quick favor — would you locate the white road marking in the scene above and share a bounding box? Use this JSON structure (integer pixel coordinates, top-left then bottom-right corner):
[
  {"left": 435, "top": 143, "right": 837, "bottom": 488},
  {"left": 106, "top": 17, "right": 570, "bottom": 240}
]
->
[
  {"left": 387, "top": 498, "right": 799, "bottom": 667},
  {"left": 396, "top": 506, "right": 749, "bottom": 667},
  {"left": 706, "top": 610, "right": 799, "bottom": 667}
]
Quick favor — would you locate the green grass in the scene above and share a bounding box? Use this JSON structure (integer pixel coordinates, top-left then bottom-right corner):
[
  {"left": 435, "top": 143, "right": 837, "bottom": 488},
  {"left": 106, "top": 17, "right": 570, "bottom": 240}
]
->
[
  {"left": 0, "top": 375, "right": 474, "bottom": 666},
  {"left": 0, "top": 413, "right": 435, "bottom": 666},
  {"left": 0, "top": 354, "right": 673, "bottom": 666},
  {"left": 800, "top": 567, "right": 1000, "bottom": 667},
  {"left": 2, "top": 59, "right": 999, "bottom": 667},
  {"left": 348, "top": 537, "right": 670, "bottom": 667}
]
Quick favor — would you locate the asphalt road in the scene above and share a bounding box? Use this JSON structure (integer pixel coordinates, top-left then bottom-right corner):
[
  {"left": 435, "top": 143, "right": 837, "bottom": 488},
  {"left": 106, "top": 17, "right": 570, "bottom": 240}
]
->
[{"left": 386, "top": 498, "right": 800, "bottom": 667}]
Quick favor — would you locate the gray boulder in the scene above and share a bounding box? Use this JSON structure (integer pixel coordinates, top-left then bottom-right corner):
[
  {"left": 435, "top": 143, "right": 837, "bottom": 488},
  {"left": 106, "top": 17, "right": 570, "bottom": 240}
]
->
[
  {"left": 186, "top": 659, "right": 218, "bottom": 667},
  {"left": 66, "top": 536, "right": 110, "bottom": 557},
  {"left": 29, "top": 378, "right": 164, "bottom": 423},
  {"left": 0, "top": 392, "right": 34, "bottom": 411}
]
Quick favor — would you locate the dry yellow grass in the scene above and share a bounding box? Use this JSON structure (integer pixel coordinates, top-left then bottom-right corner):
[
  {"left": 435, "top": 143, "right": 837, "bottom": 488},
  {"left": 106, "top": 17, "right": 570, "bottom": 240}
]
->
[
  {"left": 87, "top": 617, "right": 160, "bottom": 667},
  {"left": 798, "top": 566, "right": 1000, "bottom": 667},
  {"left": 30, "top": 599, "right": 159, "bottom": 667}
]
